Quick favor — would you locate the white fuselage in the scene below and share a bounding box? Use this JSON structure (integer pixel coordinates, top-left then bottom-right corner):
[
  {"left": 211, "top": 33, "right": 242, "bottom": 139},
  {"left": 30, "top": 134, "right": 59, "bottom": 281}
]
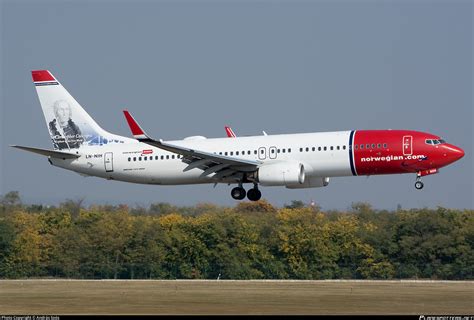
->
[{"left": 51, "top": 131, "right": 353, "bottom": 186}]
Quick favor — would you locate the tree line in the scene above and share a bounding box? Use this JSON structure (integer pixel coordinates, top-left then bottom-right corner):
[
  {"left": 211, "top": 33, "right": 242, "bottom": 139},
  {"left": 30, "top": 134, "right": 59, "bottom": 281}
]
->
[{"left": 0, "top": 191, "right": 472, "bottom": 280}]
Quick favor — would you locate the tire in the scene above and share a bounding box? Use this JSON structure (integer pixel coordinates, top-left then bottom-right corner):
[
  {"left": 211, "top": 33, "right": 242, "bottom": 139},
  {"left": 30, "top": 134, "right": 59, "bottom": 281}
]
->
[
  {"left": 231, "top": 187, "right": 246, "bottom": 200},
  {"left": 415, "top": 181, "right": 424, "bottom": 190},
  {"left": 247, "top": 188, "right": 262, "bottom": 201}
]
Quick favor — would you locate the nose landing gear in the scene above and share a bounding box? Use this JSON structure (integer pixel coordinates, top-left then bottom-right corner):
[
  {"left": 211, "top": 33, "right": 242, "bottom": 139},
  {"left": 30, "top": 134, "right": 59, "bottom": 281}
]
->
[
  {"left": 415, "top": 180, "right": 424, "bottom": 190},
  {"left": 415, "top": 173, "right": 424, "bottom": 190}
]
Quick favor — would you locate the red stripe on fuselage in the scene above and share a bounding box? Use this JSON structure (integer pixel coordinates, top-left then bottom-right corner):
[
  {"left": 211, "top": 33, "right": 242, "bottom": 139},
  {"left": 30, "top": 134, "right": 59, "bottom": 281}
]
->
[{"left": 353, "top": 130, "right": 440, "bottom": 175}]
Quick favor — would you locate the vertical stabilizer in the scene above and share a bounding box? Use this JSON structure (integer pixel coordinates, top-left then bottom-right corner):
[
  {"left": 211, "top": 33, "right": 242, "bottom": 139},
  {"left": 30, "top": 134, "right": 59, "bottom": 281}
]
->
[{"left": 31, "top": 70, "right": 131, "bottom": 150}]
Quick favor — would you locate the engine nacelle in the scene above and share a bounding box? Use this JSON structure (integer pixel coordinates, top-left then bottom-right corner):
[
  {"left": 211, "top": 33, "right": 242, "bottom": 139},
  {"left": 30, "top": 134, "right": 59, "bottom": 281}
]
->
[
  {"left": 286, "top": 176, "right": 330, "bottom": 189},
  {"left": 257, "top": 161, "right": 305, "bottom": 186}
]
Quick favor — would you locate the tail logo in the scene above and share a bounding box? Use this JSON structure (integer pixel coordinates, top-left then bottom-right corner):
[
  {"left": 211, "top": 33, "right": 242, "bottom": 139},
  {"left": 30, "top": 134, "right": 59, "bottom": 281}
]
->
[
  {"left": 33, "top": 70, "right": 131, "bottom": 150},
  {"left": 48, "top": 100, "right": 84, "bottom": 149}
]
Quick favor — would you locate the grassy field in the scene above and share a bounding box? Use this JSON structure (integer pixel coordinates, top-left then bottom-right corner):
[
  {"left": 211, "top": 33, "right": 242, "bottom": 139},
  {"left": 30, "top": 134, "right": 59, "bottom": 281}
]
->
[{"left": 0, "top": 280, "right": 472, "bottom": 315}]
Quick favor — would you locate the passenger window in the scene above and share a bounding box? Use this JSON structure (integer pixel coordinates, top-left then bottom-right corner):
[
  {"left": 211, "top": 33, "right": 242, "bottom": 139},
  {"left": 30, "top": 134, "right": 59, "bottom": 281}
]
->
[
  {"left": 324, "top": 147, "right": 327, "bottom": 151},
  {"left": 366, "top": 144, "right": 370, "bottom": 149},
  {"left": 360, "top": 145, "right": 364, "bottom": 149},
  {"left": 248, "top": 151, "right": 251, "bottom": 155},
  {"left": 288, "top": 148, "right": 291, "bottom": 153},
  {"left": 337, "top": 146, "right": 340, "bottom": 150},
  {"left": 172, "top": 155, "right": 175, "bottom": 159},
  {"left": 383, "top": 143, "right": 387, "bottom": 148},
  {"left": 236, "top": 151, "right": 239, "bottom": 156},
  {"left": 139, "top": 157, "right": 142, "bottom": 161},
  {"left": 343, "top": 145, "right": 346, "bottom": 150},
  {"left": 128, "top": 157, "right": 131, "bottom": 162},
  {"left": 166, "top": 155, "right": 169, "bottom": 159},
  {"left": 133, "top": 157, "right": 136, "bottom": 161},
  {"left": 355, "top": 145, "right": 358, "bottom": 150},
  {"left": 330, "top": 146, "right": 333, "bottom": 151},
  {"left": 277, "top": 149, "right": 280, "bottom": 153},
  {"left": 254, "top": 150, "right": 257, "bottom": 155},
  {"left": 161, "top": 155, "right": 164, "bottom": 160},
  {"left": 282, "top": 149, "right": 286, "bottom": 153},
  {"left": 318, "top": 147, "right": 321, "bottom": 151},
  {"left": 145, "top": 157, "right": 148, "bottom": 161},
  {"left": 300, "top": 148, "right": 303, "bottom": 152}
]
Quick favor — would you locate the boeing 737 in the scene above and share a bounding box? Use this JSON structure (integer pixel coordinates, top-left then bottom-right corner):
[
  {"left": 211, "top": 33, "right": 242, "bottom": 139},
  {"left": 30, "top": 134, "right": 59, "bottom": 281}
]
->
[{"left": 12, "top": 70, "right": 464, "bottom": 201}]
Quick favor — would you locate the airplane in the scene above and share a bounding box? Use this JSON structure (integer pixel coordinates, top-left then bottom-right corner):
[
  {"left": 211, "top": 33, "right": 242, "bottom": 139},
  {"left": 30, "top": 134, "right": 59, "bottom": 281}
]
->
[{"left": 11, "top": 70, "right": 464, "bottom": 201}]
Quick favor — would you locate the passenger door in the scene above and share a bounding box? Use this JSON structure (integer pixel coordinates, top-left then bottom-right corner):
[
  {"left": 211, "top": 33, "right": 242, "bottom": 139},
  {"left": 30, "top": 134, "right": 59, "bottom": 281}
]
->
[{"left": 104, "top": 152, "right": 114, "bottom": 172}]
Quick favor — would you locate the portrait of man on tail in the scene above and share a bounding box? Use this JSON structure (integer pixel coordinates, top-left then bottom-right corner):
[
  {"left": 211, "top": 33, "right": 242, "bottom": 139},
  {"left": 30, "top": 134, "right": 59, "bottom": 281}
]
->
[{"left": 48, "top": 99, "right": 84, "bottom": 149}]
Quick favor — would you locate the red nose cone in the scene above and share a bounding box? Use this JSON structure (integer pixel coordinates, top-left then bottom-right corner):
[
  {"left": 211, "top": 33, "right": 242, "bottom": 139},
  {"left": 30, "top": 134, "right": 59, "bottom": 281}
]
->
[
  {"left": 453, "top": 145, "right": 465, "bottom": 160},
  {"left": 446, "top": 144, "right": 465, "bottom": 162}
]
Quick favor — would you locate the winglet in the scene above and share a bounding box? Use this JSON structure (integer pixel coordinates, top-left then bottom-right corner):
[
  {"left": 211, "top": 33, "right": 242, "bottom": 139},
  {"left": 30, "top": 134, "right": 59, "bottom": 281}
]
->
[
  {"left": 225, "top": 126, "right": 236, "bottom": 138},
  {"left": 123, "top": 110, "right": 150, "bottom": 140}
]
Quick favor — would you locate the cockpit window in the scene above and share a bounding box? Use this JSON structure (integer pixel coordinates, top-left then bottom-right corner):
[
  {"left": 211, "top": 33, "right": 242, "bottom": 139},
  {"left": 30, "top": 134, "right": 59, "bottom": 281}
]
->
[{"left": 425, "top": 139, "right": 446, "bottom": 145}]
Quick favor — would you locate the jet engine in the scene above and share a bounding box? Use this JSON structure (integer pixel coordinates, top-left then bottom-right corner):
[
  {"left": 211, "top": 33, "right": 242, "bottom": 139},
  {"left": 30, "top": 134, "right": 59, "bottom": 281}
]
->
[{"left": 257, "top": 161, "right": 305, "bottom": 186}]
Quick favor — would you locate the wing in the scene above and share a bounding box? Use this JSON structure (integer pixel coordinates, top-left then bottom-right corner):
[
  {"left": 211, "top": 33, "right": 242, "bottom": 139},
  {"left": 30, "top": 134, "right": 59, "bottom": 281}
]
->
[{"left": 123, "top": 110, "right": 261, "bottom": 181}]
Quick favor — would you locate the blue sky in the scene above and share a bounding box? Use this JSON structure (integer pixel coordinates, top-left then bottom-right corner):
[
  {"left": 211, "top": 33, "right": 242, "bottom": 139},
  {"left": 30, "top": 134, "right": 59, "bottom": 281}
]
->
[{"left": 1, "top": 0, "right": 472, "bottom": 209}]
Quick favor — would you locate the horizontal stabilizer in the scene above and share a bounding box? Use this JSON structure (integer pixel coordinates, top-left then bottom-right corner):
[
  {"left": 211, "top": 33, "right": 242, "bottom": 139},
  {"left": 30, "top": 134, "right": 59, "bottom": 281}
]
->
[{"left": 11, "top": 145, "right": 80, "bottom": 159}]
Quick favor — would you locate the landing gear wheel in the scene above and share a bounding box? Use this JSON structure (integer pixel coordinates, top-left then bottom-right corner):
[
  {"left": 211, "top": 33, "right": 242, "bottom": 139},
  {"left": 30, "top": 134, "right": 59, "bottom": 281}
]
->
[
  {"left": 231, "top": 187, "right": 246, "bottom": 200},
  {"left": 415, "top": 181, "right": 424, "bottom": 190},
  {"left": 247, "top": 188, "right": 262, "bottom": 201}
]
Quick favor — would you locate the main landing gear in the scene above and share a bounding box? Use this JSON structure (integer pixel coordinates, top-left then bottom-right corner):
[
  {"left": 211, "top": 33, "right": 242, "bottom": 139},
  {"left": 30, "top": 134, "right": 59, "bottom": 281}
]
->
[{"left": 231, "top": 184, "right": 262, "bottom": 201}]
